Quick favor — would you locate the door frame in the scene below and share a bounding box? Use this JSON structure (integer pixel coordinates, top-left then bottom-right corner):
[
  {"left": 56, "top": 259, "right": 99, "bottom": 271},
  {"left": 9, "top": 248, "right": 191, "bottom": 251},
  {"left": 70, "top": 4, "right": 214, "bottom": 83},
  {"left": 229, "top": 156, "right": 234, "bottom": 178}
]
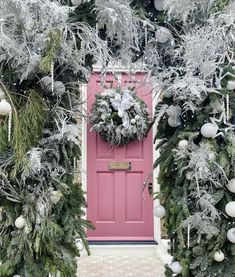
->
[{"left": 80, "top": 65, "right": 161, "bottom": 242}]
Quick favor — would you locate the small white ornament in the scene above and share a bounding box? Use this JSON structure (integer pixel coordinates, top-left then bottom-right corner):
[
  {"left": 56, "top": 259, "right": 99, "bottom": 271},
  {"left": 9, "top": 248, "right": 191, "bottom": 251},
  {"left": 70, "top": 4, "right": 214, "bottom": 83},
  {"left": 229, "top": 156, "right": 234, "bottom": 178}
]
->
[
  {"left": 225, "top": 202, "right": 235, "bottom": 217},
  {"left": 71, "top": 0, "right": 83, "bottom": 5},
  {"left": 135, "top": 115, "right": 140, "bottom": 120},
  {"left": 0, "top": 99, "right": 12, "bottom": 116},
  {"left": 170, "top": 262, "right": 183, "bottom": 274},
  {"left": 0, "top": 88, "right": 5, "bottom": 99},
  {"left": 227, "top": 228, "right": 235, "bottom": 243},
  {"left": 214, "top": 250, "right": 225, "bottom": 262},
  {"left": 227, "top": 80, "right": 235, "bottom": 91},
  {"left": 154, "top": 0, "right": 166, "bottom": 11},
  {"left": 178, "top": 139, "right": 188, "bottom": 149},
  {"left": 227, "top": 178, "right": 235, "bottom": 193},
  {"left": 200, "top": 123, "right": 218, "bottom": 138},
  {"left": 13, "top": 275, "right": 21, "bottom": 277},
  {"left": 15, "top": 215, "right": 26, "bottom": 229},
  {"left": 156, "top": 27, "right": 172, "bottom": 43},
  {"left": 131, "top": 119, "right": 136, "bottom": 124},
  {"left": 54, "top": 81, "right": 66, "bottom": 96},
  {"left": 163, "top": 90, "right": 173, "bottom": 98},
  {"left": 153, "top": 205, "right": 166, "bottom": 218},
  {"left": 50, "top": 191, "right": 62, "bottom": 204},
  {"left": 75, "top": 239, "right": 84, "bottom": 251},
  {"left": 168, "top": 116, "right": 181, "bottom": 128}
]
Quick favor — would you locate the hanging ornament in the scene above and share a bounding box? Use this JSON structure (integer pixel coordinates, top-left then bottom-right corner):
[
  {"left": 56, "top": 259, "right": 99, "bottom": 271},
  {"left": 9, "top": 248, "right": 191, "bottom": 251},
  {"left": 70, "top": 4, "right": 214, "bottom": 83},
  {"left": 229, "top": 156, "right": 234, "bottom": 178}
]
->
[
  {"left": 227, "top": 178, "right": 235, "bottom": 193},
  {"left": 227, "top": 228, "right": 235, "bottom": 243},
  {"left": 15, "top": 215, "right": 26, "bottom": 229},
  {"left": 40, "top": 76, "right": 52, "bottom": 92},
  {"left": 227, "top": 80, "right": 235, "bottom": 91},
  {"left": 168, "top": 116, "right": 181, "bottom": 128},
  {"left": 75, "top": 238, "right": 84, "bottom": 251},
  {"left": 154, "top": 0, "right": 166, "bottom": 11},
  {"left": 71, "top": 0, "right": 83, "bottom": 5},
  {"left": 163, "top": 90, "right": 173, "bottom": 98},
  {"left": 225, "top": 202, "right": 235, "bottom": 217},
  {"left": 53, "top": 81, "right": 66, "bottom": 96},
  {"left": 0, "top": 88, "right": 5, "bottom": 99},
  {"left": 200, "top": 123, "right": 218, "bottom": 138},
  {"left": 153, "top": 205, "right": 166, "bottom": 218},
  {"left": 0, "top": 99, "right": 12, "bottom": 116},
  {"left": 156, "top": 27, "right": 172, "bottom": 44},
  {"left": 178, "top": 139, "right": 188, "bottom": 150},
  {"left": 170, "top": 262, "right": 183, "bottom": 274},
  {"left": 50, "top": 190, "right": 62, "bottom": 204},
  {"left": 213, "top": 250, "right": 225, "bottom": 262}
]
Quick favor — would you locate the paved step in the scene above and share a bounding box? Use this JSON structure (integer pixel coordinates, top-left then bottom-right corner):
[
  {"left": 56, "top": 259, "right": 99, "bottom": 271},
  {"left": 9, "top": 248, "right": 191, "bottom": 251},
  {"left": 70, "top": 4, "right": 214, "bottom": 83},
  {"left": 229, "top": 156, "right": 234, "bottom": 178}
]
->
[{"left": 77, "top": 245, "right": 166, "bottom": 277}]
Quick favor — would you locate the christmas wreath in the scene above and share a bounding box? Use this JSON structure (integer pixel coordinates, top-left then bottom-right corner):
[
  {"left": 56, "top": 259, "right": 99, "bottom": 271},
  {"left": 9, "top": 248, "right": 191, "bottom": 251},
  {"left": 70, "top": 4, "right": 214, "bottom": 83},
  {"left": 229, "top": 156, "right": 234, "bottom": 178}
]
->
[{"left": 90, "top": 87, "right": 151, "bottom": 145}]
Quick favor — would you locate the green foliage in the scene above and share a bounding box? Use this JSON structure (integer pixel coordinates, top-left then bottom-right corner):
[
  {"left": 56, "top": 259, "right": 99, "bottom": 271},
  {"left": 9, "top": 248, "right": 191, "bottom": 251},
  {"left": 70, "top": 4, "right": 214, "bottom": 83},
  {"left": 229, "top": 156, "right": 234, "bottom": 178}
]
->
[{"left": 12, "top": 90, "right": 48, "bottom": 174}]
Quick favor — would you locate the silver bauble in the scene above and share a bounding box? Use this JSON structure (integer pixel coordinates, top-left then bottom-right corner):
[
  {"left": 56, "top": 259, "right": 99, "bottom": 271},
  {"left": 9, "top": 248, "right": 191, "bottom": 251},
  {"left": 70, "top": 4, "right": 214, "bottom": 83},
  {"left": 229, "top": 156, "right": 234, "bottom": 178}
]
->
[
  {"left": 0, "top": 99, "right": 12, "bottom": 116},
  {"left": 168, "top": 116, "right": 181, "bottom": 128},
  {"left": 156, "top": 27, "right": 172, "bottom": 43},
  {"left": 225, "top": 202, "right": 235, "bottom": 217},
  {"left": 153, "top": 205, "right": 166, "bottom": 218},
  {"left": 227, "top": 178, "right": 235, "bottom": 193},
  {"left": 227, "top": 228, "right": 235, "bottom": 243},
  {"left": 154, "top": 0, "right": 166, "bottom": 11},
  {"left": 54, "top": 81, "right": 66, "bottom": 96},
  {"left": 200, "top": 123, "right": 218, "bottom": 138},
  {"left": 178, "top": 139, "right": 188, "bottom": 150},
  {"left": 171, "top": 262, "right": 183, "bottom": 274},
  {"left": 213, "top": 251, "right": 225, "bottom": 262}
]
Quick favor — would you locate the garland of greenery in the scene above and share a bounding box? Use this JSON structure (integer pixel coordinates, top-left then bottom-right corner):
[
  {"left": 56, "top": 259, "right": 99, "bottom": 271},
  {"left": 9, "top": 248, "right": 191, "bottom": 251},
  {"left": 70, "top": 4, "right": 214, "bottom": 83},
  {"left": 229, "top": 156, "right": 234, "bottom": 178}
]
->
[{"left": 90, "top": 87, "right": 151, "bottom": 145}]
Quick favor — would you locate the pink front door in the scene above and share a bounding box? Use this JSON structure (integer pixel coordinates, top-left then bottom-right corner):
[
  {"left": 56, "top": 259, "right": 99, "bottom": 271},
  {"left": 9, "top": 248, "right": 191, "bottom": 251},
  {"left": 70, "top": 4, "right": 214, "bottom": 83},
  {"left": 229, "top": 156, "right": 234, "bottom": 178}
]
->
[{"left": 87, "top": 72, "right": 153, "bottom": 241}]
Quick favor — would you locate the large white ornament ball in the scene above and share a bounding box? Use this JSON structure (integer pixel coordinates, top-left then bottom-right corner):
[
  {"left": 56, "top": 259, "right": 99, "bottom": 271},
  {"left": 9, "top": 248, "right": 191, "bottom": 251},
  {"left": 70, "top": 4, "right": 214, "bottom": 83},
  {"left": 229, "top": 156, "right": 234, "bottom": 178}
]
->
[
  {"left": 227, "top": 228, "right": 235, "bottom": 243},
  {"left": 168, "top": 116, "right": 181, "bottom": 128},
  {"left": 75, "top": 239, "right": 84, "bottom": 251},
  {"left": 0, "top": 99, "right": 12, "bottom": 116},
  {"left": 153, "top": 205, "right": 166, "bottom": 218},
  {"left": 225, "top": 202, "right": 235, "bottom": 217},
  {"left": 227, "top": 179, "right": 235, "bottom": 193},
  {"left": 170, "top": 262, "right": 183, "bottom": 274},
  {"left": 178, "top": 139, "right": 188, "bottom": 150},
  {"left": 213, "top": 251, "right": 225, "bottom": 262},
  {"left": 227, "top": 80, "right": 235, "bottom": 91},
  {"left": 15, "top": 215, "right": 26, "bottom": 229},
  {"left": 0, "top": 88, "right": 5, "bottom": 99},
  {"left": 154, "top": 0, "right": 166, "bottom": 11},
  {"left": 156, "top": 27, "right": 172, "bottom": 43},
  {"left": 54, "top": 81, "right": 66, "bottom": 96},
  {"left": 200, "top": 123, "right": 218, "bottom": 138},
  {"left": 131, "top": 119, "right": 136, "bottom": 124}
]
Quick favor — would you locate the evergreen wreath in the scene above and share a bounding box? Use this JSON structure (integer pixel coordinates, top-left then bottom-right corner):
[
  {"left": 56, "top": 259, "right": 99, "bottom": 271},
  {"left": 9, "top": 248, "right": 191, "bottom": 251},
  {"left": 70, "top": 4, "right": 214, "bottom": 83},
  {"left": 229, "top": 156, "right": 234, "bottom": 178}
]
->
[{"left": 90, "top": 87, "right": 151, "bottom": 145}]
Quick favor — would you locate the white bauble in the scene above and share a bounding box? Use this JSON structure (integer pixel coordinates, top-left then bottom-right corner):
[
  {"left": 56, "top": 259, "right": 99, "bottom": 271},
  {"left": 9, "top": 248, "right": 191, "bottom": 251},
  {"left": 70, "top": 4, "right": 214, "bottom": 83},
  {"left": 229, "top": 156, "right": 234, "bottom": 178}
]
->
[
  {"left": 135, "top": 115, "right": 140, "bottom": 120},
  {"left": 131, "top": 119, "right": 136, "bottom": 124},
  {"left": 13, "top": 275, "right": 21, "bottom": 277},
  {"left": 170, "top": 262, "right": 183, "bottom": 274},
  {"left": 227, "top": 178, "right": 235, "bottom": 193},
  {"left": 227, "top": 80, "right": 235, "bottom": 91},
  {"left": 168, "top": 116, "right": 181, "bottom": 128},
  {"left": 40, "top": 76, "right": 52, "bottom": 92},
  {"left": 54, "top": 81, "right": 66, "bottom": 96},
  {"left": 227, "top": 228, "right": 235, "bottom": 243},
  {"left": 50, "top": 191, "right": 62, "bottom": 204},
  {"left": 75, "top": 239, "right": 84, "bottom": 251},
  {"left": 0, "top": 99, "right": 12, "bottom": 116},
  {"left": 71, "top": 0, "right": 83, "bottom": 5},
  {"left": 163, "top": 90, "right": 173, "bottom": 98},
  {"left": 154, "top": 0, "right": 166, "bottom": 11},
  {"left": 167, "top": 105, "right": 182, "bottom": 118},
  {"left": 178, "top": 139, "right": 188, "bottom": 150},
  {"left": 200, "top": 123, "right": 218, "bottom": 138},
  {"left": 0, "top": 88, "right": 5, "bottom": 99},
  {"left": 153, "top": 205, "right": 166, "bottom": 218},
  {"left": 225, "top": 202, "right": 235, "bottom": 217},
  {"left": 15, "top": 215, "right": 26, "bottom": 229},
  {"left": 214, "top": 251, "right": 225, "bottom": 262},
  {"left": 156, "top": 27, "right": 172, "bottom": 43}
]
